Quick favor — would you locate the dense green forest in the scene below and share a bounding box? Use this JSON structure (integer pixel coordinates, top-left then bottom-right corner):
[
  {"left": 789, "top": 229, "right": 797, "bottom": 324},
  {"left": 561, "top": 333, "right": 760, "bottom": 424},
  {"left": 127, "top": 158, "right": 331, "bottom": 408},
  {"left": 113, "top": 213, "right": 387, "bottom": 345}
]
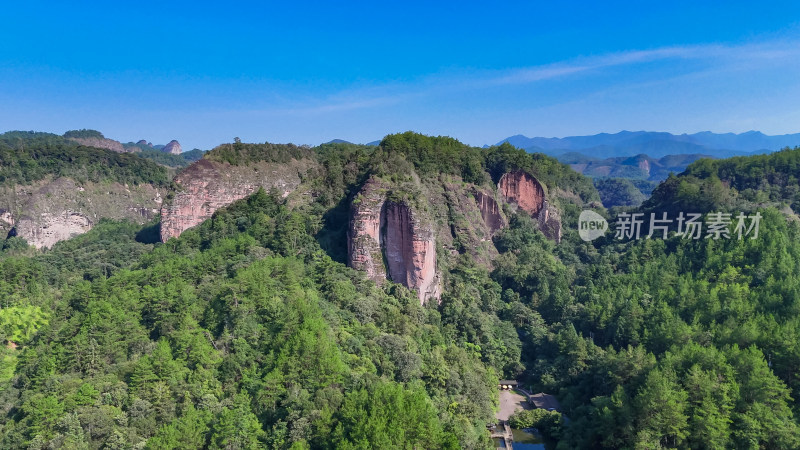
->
[
  {"left": 132, "top": 149, "right": 205, "bottom": 168},
  {"left": 63, "top": 130, "right": 105, "bottom": 140},
  {"left": 0, "top": 131, "right": 170, "bottom": 187},
  {"left": 594, "top": 178, "right": 649, "bottom": 207},
  {"left": 1, "top": 136, "right": 800, "bottom": 448}
]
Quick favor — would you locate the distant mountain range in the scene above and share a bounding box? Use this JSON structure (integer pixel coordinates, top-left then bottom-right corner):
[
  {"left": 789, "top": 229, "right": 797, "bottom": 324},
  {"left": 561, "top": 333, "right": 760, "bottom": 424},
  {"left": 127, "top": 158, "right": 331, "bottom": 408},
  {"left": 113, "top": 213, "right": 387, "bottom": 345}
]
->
[
  {"left": 495, "top": 130, "right": 800, "bottom": 159},
  {"left": 557, "top": 152, "right": 714, "bottom": 181}
]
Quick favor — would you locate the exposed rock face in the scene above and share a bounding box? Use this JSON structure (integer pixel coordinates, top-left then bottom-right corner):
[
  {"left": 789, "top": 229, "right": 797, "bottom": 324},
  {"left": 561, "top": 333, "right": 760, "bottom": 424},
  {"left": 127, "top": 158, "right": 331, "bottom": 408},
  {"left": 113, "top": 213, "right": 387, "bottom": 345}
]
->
[
  {"left": 638, "top": 159, "right": 651, "bottom": 176},
  {"left": 347, "top": 177, "right": 440, "bottom": 304},
  {"left": 66, "top": 136, "right": 126, "bottom": 153},
  {"left": 160, "top": 158, "right": 309, "bottom": 242},
  {"left": 17, "top": 211, "right": 92, "bottom": 249},
  {"left": 137, "top": 140, "right": 153, "bottom": 147},
  {"left": 0, "top": 178, "right": 162, "bottom": 248},
  {"left": 499, "top": 170, "right": 545, "bottom": 216},
  {"left": 163, "top": 140, "right": 182, "bottom": 155},
  {"left": 383, "top": 202, "right": 439, "bottom": 302},
  {"left": 498, "top": 170, "right": 562, "bottom": 242},
  {"left": 537, "top": 200, "right": 563, "bottom": 242},
  {"left": 473, "top": 188, "right": 505, "bottom": 235},
  {"left": 347, "top": 178, "right": 387, "bottom": 282},
  {"left": 0, "top": 209, "right": 12, "bottom": 227}
]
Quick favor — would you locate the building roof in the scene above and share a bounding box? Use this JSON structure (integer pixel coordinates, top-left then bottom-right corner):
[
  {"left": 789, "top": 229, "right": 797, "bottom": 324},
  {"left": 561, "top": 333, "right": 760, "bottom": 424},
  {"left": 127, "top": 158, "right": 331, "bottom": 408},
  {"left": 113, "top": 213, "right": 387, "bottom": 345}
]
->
[
  {"left": 498, "top": 380, "right": 518, "bottom": 386},
  {"left": 529, "top": 393, "right": 561, "bottom": 411}
]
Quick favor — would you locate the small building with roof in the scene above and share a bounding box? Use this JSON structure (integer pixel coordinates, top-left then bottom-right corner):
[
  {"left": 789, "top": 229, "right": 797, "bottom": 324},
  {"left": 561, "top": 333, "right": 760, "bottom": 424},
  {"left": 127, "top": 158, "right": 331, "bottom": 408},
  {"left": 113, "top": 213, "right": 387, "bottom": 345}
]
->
[{"left": 498, "top": 380, "right": 518, "bottom": 390}]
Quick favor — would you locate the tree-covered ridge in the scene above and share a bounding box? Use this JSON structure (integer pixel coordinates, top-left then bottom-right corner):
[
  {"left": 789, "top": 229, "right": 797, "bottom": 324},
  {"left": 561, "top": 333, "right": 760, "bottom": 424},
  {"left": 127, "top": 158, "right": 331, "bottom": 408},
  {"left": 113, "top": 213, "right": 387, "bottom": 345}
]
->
[
  {"left": 684, "top": 146, "right": 800, "bottom": 191},
  {"left": 378, "top": 132, "right": 598, "bottom": 203},
  {"left": 594, "top": 178, "right": 648, "bottom": 207},
  {"left": 131, "top": 148, "right": 209, "bottom": 169},
  {"left": 63, "top": 129, "right": 105, "bottom": 140},
  {"left": 196, "top": 132, "right": 597, "bottom": 206},
  {"left": 646, "top": 146, "right": 800, "bottom": 214},
  {"left": 0, "top": 131, "right": 170, "bottom": 187},
  {"left": 0, "top": 190, "right": 498, "bottom": 448},
  {"left": 203, "top": 140, "right": 317, "bottom": 166}
]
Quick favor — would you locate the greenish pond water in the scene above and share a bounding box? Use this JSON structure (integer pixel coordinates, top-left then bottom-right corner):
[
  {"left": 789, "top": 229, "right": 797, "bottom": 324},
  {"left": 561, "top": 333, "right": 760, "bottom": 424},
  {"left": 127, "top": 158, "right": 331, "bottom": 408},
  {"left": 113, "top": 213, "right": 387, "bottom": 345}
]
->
[{"left": 494, "top": 428, "right": 546, "bottom": 449}]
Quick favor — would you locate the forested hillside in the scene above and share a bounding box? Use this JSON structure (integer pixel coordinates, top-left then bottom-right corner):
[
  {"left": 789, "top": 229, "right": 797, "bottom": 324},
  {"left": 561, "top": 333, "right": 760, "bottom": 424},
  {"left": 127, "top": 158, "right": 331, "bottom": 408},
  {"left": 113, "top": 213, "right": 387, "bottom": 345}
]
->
[
  {"left": 0, "top": 131, "right": 170, "bottom": 187},
  {"left": 1, "top": 136, "right": 800, "bottom": 448}
]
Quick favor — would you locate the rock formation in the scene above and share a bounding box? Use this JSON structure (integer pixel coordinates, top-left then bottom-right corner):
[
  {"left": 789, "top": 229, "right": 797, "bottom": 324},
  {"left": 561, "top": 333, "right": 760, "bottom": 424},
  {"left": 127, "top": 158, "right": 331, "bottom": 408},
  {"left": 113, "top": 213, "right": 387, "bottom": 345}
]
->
[
  {"left": 0, "top": 209, "right": 12, "bottom": 227},
  {"left": 66, "top": 136, "right": 126, "bottom": 153},
  {"left": 537, "top": 200, "right": 563, "bottom": 242},
  {"left": 473, "top": 188, "right": 505, "bottom": 235},
  {"left": 498, "top": 170, "right": 562, "bottom": 242},
  {"left": 383, "top": 201, "right": 439, "bottom": 302},
  {"left": 0, "top": 178, "right": 162, "bottom": 248},
  {"left": 163, "top": 140, "right": 182, "bottom": 155},
  {"left": 499, "top": 170, "right": 546, "bottom": 217},
  {"left": 16, "top": 211, "right": 92, "bottom": 249},
  {"left": 347, "top": 177, "right": 387, "bottom": 282},
  {"left": 160, "top": 158, "right": 310, "bottom": 242},
  {"left": 347, "top": 177, "right": 440, "bottom": 304}
]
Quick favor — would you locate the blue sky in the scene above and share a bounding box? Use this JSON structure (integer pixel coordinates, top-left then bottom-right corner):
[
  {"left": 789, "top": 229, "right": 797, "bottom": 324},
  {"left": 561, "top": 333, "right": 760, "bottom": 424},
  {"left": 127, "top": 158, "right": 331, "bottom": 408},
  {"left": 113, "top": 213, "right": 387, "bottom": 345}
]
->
[{"left": 2, "top": 1, "right": 800, "bottom": 150}]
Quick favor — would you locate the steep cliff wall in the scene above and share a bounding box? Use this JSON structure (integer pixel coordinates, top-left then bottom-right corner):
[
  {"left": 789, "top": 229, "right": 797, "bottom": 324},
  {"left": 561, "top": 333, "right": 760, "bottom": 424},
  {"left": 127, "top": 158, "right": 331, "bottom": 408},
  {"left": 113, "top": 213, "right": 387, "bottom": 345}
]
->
[
  {"left": 498, "top": 170, "right": 545, "bottom": 216},
  {"left": 160, "top": 158, "right": 311, "bottom": 242},
  {"left": 382, "top": 201, "right": 440, "bottom": 301},
  {"left": 498, "top": 170, "right": 562, "bottom": 242},
  {"left": 346, "top": 177, "right": 387, "bottom": 283},
  {"left": 473, "top": 188, "right": 505, "bottom": 235},
  {"left": 0, "top": 178, "right": 162, "bottom": 248},
  {"left": 347, "top": 177, "right": 440, "bottom": 304}
]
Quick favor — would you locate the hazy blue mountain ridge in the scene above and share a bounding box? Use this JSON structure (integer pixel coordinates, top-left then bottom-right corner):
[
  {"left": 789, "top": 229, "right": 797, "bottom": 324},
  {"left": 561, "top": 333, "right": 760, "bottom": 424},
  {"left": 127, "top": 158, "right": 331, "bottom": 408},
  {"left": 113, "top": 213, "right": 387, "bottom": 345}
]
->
[{"left": 496, "top": 130, "right": 800, "bottom": 158}]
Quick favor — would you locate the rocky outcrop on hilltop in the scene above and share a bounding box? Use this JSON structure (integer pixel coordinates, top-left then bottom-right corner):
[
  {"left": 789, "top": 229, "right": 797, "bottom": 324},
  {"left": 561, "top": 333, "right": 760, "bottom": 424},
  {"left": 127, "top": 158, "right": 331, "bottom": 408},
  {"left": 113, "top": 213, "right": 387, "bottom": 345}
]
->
[
  {"left": 345, "top": 170, "right": 565, "bottom": 301},
  {"left": 0, "top": 178, "right": 162, "bottom": 248},
  {"left": 347, "top": 177, "right": 440, "bottom": 304},
  {"left": 498, "top": 170, "right": 562, "bottom": 242},
  {"left": 163, "top": 140, "right": 182, "bottom": 155},
  {"left": 66, "top": 136, "right": 126, "bottom": 153},
  {"left": 160, "top": 158, "right": 311, "bottom": 242}
]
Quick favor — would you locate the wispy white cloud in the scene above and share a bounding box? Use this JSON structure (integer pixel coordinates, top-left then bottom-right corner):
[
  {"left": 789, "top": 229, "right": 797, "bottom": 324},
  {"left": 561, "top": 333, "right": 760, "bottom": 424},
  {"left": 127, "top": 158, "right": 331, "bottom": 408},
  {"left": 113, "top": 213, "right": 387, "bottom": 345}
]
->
[
  {"left": 481, "top": 40, "right": 800, "bottom": 87},
  {"left": 252, "top": 37, "right": 800, "bottom": 118},
  {"left": 275, "top": 95, "right": 406, "bottom": 115}
]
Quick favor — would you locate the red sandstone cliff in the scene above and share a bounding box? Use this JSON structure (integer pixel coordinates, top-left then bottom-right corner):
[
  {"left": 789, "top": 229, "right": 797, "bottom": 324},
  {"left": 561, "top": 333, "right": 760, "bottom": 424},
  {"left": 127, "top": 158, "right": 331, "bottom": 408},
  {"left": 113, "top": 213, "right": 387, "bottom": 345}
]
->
[
  {"left": 498, "top": 170, "right": 545, "bottom": 216},
  {"left": 498, "top": 170, "right": 562, "bottom": 242},
  {"left": 347, "top": 177, "right": 440, "bottom": 304},
  {"left": 347, "top": 177, "right": 387, "bottom": 283},
  {"left": 160, "top": 158, "right": 309, "bottom": 242}
]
